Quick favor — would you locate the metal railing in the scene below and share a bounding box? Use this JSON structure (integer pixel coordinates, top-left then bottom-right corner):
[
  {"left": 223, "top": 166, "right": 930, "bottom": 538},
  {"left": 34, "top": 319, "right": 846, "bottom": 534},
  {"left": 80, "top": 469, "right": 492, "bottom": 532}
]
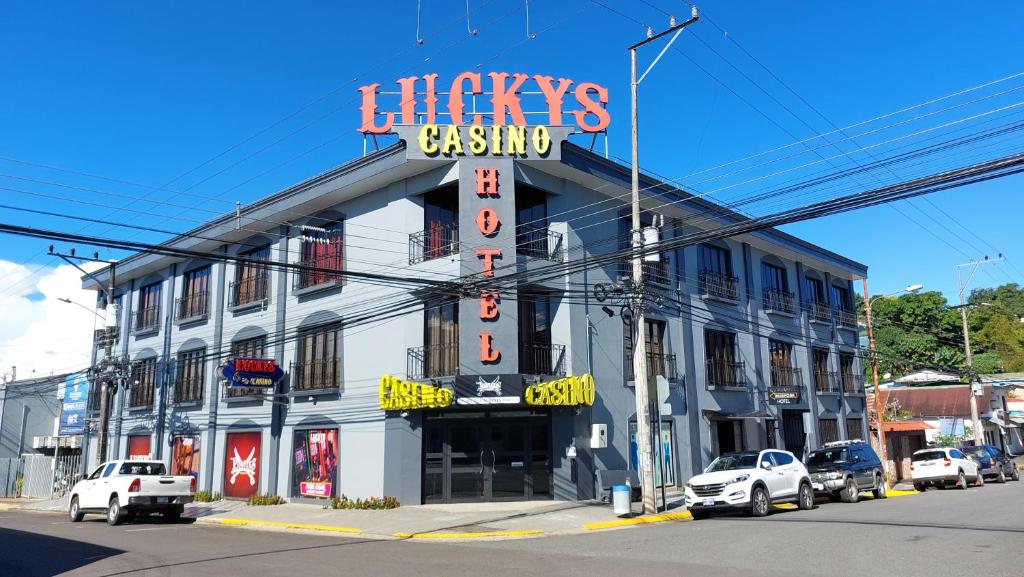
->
[
  {"left": 699, "top": 269, "right": 740, "bottom": 301},
  {"left": 132, "top": 305, "right": 160, "bottom": 333},
  {"left": 516, "top": 224, "right": 564, "bottom": 262},
  {"left": 291, "top": 358, "right": 340, "bottom": 391},
  {"left": 407, "top": 344, "right": 459, "bottom": 380},
  {"left": 804, "top": 301, "right": 833, "bottom": 324},
  {"left": 626, "top": 352, "right": 679, "bottom": 382},
  {"left": 174, "top": 376, "right": 204, "bottom": 403},
  {"left": 520, "top": 343, "right": 566, "bottom": 376},
  {"left": 176, "top": 291, "right": 209, "bottom": 321},
  {"left": 229, "top": 276, "right": 269, "bottom": 307},
  {"left": 293, "top": 256, "right": 343, "bottom": 290},
  {"left": 762, "top": 288, "right": 795, "bottom": 314},
  {"left": 770, "top": 365, "right": 803, "bottom": 388},
  {"left": 814, "top": 370, "right": 840, "bottom": 393},
  {"left": 842, "top": 372, "right": 863, "bottom": 394},
  {"left": 409, "top": 222, "right": 459, "bottom": 264},
  {"left": 834, "top": 308, "right": 858, "bottom": 330},
  {"left": 619, "top": 260, "right": 670, "bottom": 286},
  {"left": 129, "top": 382, "right": 155, "bottom": 408},
  {"left": 706, "top": 359, "right": 746, "bottom": 388}
]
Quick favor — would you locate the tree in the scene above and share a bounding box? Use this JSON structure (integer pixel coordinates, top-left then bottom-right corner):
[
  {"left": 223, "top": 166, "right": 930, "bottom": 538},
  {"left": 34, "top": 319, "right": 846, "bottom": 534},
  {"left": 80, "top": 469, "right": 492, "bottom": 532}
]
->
[{"left": 977, "top": 314, "right": 1024, "bottom": 372}]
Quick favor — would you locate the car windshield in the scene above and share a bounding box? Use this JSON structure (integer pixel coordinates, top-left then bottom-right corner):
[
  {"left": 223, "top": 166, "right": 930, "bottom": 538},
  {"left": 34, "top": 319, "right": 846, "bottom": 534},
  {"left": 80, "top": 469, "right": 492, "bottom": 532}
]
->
[
  {"left": 119, "top": 462, "right": 167, "bottom": 475},
  {"left": 962, "top": 447, "right": 989, "bottom": 459},
  {"left": 806, "top": 448, "right": 849, "bottom": 466},
  {"left": 912, "top": 450, "right": 946, "bottom": 462},
  {"left": 706, "top": 453, "right": 759, "bottom": 472}
]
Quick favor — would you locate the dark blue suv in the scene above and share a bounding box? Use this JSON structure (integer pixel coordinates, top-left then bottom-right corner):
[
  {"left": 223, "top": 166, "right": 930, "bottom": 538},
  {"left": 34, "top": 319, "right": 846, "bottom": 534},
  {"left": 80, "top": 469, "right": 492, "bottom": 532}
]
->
[{"left": 961, "top": 444, "right": 1019, "bottom": 483}]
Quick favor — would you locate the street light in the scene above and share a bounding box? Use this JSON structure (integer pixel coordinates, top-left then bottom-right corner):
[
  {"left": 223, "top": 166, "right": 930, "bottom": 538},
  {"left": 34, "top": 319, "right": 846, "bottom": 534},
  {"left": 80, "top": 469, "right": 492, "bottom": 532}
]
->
[
  {"left": 862, "top": 281, "right": 923, "bottom": 487},
  {"left": 57, "top": 297, "right": 105, "bottom": 320}
]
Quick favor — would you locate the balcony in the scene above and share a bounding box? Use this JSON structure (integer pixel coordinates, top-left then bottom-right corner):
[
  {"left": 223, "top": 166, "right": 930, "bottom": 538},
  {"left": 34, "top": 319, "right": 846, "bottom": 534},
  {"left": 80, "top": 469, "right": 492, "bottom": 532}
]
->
[
  {"left": 520, "top": 343, "right": 566, "bottom": 376},
  {"left": 173, "top": 376, "right": 204, "bottom": 404},
  {"left": 804, "top": 301, "right": 832, "bottom": 325},
  {"left": 293, "top": 256, "right": 344, "bottom": 292},
  {"left": 626, "top": 351, "right": 679, "bottom": 383},
  {"left": 175, "top": 292, "right": 209, "bottom": 323},
  {"left": 770, "top": 366, "right": 803, "bottom": 389},
  {"left": 618, "top": 260, "right": 670, "bottom": 286},
  {"left": 699, "top": 269, "right": 740, "bottom": 302},
  {"left": 813, "top": 370, "right": 840, "bottom": 394},
  {"left": 409, "top": 222, "right": 459, "bottom": 265},
  {"left": 291, "top": 358, "right": 340, "bottom": 393},
  {"left": 842, "top": 372, "right": 864, "bottom": 395},
  {"left": 407, "top": 344, "right": 459, "bottom": 380},
  {"left": 516, "top": 224, "right": 564, "bottom": 262},
  {"left": 132, "top": 305, "right": 160, "bottom": 334},
  {"left": 706, "top": 359, "right": 746, "bottom": 388},
  {"left": 128, "top": 384, "right": 154, "bottom": 409},
  {"left": 762, "top": 288, "right": 796, "bottom": 315},
  {"left": 229, "top": 276, "right": 270, "bottom": 309},
  {"left": 834, "top": 308, "right": 858, "bottom": 331}
]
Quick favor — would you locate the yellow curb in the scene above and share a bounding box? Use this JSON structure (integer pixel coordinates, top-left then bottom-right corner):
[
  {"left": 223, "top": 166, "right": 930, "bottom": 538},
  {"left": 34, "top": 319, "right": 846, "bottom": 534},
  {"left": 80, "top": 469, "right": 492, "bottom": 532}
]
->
[
  {"left": 583, "top": 511, "right": 692, "bottom": 530},
  {"left": 394, "top": 529, "right": 543, "bottom": 539},
  {"left": 218, "top": 518, "right": 362, "bottom": 534},
  {"left": 886, "top": 490, "right": 919, "bottom": 497},
  {"left": 772, "top": 503, "right": 798, "bottom": 510},
  {"left": 0, "top": 503, "right": 19, "bottom": 511}
]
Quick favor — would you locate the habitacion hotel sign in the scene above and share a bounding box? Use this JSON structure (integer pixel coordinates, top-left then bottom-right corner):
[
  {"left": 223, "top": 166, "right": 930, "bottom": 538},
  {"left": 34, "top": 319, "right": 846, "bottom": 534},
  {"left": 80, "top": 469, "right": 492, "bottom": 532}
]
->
[{"left": 357, "top": 72, "right": 610, "bottom": 159}]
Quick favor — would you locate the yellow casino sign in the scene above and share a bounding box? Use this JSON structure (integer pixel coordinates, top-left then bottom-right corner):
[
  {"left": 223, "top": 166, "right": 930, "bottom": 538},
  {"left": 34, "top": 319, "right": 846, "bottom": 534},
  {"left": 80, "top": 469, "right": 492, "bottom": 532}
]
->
[
  {"left": 525, "top": 374, "right": 595, "bottom": 407},
  {"left": 379, "top": 375, "right": 453, "bottom": 411}
]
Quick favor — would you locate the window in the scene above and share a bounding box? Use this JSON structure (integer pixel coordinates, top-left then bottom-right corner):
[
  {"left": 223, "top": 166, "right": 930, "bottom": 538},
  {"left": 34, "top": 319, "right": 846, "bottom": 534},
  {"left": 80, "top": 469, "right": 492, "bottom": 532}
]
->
[
  {"left": 178, "top": 266, "right": 210, "bottom": 320},
  {"left": 119, "top": 462, "right": 166, "bottom": 475},
  {"left": 423, "top": 187, "right": 459, "bottom": 261},
  {"left": 761, "top": 263, "right": 788, "bottom": 292},
  {"left": 617, "top": 214, "right": 669, "bottom": 285},
  {"left": 129, "top": 358, "right": 157, "bottom": 408},
  {"left": 296, "top": 222, "right": 344, "bottom": 289},
  {"left": 768, "top": 340, "right": 799, "bottom": 388},
  {"left": 699, "top": 244, "right": 732, "bottom": 276},
  {"left": 102, "top": 463, "right": 118, "bottom": 478},
  {"left": 705, "top": 329, "right": 743, "bottom": 387},
  {"left": 771, "top": 451, "right": 794, "bottom": 466},
  {"left": 819, "top": 419, "right": 839, "bottom": 445},
  {"left": 135, "top": 282, "right": 161, "bottom": 332},
  {"left": 516, "top": 187, "right": 552, "bottom": 259},
  {"left": 950, "top": 449, "right": 966, "bottom": 460},
  {"left": 830, "top": 284, "right": 852, "bottom": 311},
  {"left": 233, "top": 245, "right": 270, "bottom": 306},
  {"left": 761, "top": 262, "right": 794, "bottom": 314},
  {"left": 417, "top": 299, "right": 458, "bottom": 378},
  {"left": 846, "top": 418, "right": 864, "bottom": 441},
  {"left": 625, "top": 318, "right": 673, "bottom": 381},
  {"left": 840, "top": 353, "right": 859, "bottom": 393},
  {"left": 519, "top": 293, "right": 562, "bottom": 375},
  {"left": 699, "top": 244, "right": 738, "bottom": 300},
  {"left": 228, "top": 336, "right": 266, "bottom": 398},
  {"left": 88, "top": 465, "right": 105, "bottom": 480},
  {"left": 294, "top": 323, "right": 341, "bottom": 391},
  {"left": 804, "top": 276, "right": 826, "bottom": 303},
  {"left": 175, "top": 348, "right": 205, "bottom": 403},
  {"left": 804, "top": 275, "right": 830, "bottom": 323},
  {"left": 812, "top": 347, "right": 833, "bottom": 392}
]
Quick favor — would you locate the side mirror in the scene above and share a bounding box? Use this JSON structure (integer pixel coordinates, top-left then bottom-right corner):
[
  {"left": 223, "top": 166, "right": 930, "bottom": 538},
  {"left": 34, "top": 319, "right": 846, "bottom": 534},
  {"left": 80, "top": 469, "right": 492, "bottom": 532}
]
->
[{"left": 761, "top": 460, "right": 773, "bottom": 470}]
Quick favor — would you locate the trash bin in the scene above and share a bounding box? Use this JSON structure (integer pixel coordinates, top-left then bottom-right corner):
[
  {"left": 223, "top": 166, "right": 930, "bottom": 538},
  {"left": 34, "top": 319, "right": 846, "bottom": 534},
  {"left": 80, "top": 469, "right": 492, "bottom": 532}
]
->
[{"left": 612, "top": 484, "right": 631, "bottom": 516}]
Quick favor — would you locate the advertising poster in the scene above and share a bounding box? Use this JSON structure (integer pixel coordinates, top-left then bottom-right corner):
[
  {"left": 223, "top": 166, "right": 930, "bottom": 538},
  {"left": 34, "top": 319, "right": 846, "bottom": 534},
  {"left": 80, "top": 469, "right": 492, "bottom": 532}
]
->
[
  {"left": 171, "top": 435, "right": 201, "bottom": 479},
  {"left": 224, "top": 432, "right": 261, "bottom": 499},
  {"left": 58, "top": 373, "right": 90, "bottom": 436},
  {"left": 292, "top": 429, "right": 338, "bottom": 498},
  {"left": 127, "top": 435, "right": 152, "bottom": 460}
]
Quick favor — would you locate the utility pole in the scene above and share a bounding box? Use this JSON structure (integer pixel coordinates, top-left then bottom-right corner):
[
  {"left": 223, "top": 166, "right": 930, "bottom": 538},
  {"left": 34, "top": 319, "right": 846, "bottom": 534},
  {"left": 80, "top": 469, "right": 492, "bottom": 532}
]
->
[
  {"left": 629, "top": 6, "right": 699, "bottom": 515},
  {"left": 956, "top": 255, "right": 1003, "bottom": 446}
]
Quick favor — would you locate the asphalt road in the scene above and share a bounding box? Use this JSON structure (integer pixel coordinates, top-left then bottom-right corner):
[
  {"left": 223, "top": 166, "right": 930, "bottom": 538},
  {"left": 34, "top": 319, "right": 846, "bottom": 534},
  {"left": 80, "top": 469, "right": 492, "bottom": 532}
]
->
[{"left": 1, "top": 481, "right": 1022, "bottom": 577}]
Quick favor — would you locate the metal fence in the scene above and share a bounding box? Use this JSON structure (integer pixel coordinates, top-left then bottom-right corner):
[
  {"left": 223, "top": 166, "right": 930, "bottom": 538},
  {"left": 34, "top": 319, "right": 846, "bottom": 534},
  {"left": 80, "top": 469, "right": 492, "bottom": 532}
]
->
[
  {"left": 20, "top": 455, "right": 53, "bottom": 499},
  {"left": 14, "top": 453, "right": 82, "bottom": 499},
  {"left": 0, "top": 458, "right": 20, "bottom": 497}
]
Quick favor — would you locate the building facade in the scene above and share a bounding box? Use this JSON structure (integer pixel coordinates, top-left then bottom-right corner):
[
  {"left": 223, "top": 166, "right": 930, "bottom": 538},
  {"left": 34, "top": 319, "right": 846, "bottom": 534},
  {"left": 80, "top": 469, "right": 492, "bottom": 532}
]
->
[{"left": 81, "top": 74, "right": 869, "bottom": 504}]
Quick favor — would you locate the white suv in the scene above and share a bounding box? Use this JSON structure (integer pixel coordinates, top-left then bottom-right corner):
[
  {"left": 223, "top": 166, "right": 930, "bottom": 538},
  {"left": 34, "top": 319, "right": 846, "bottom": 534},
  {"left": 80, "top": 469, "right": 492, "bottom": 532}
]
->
[
  {"left": 684, "top": 449, "right": 814, "bottom": 519},
  {"left": 911, "top": 447, "right": 982, "bottom": 491}
]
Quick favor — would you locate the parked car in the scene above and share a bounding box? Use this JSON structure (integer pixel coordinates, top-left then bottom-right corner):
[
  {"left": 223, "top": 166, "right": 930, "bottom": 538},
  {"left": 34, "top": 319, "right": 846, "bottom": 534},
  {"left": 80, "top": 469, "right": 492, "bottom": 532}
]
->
[
  {"left": 684, "top": 449, "right": 814, "bottom": 519},
  {"left": 805, "top": 440, "right": 887, "bottom": 502},
  {"left": 910, "top": 447, "right": 982, "bottom": 491},
  {"left": 960, "top": 444, "right": 1020, "bottom": 483},
  {"left": 69, "top": 460, "right": 195, "bottom": 525}
]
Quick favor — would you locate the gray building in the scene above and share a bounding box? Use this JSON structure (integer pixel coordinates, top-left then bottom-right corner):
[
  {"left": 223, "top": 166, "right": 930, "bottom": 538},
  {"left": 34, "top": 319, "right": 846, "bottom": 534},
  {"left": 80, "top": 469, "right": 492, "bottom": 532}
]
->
[
  {"left": 81, "top": 132, "right": 868, "bottom": 504},
  {"left": 0, "top": 374, "right": 68, "bottom": 460}
]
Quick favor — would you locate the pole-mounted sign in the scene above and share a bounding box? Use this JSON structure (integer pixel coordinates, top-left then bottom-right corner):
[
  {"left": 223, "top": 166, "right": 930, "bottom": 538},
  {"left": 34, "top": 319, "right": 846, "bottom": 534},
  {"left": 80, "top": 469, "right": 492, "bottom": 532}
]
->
[{"left": 219, "top": 358, "right": 285, "bottom": 388}]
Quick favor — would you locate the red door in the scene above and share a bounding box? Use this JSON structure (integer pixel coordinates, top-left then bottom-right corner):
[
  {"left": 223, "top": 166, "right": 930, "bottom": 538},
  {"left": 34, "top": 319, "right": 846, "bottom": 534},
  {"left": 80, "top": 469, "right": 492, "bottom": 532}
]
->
[{"left": 224, "top": 432, "right": 261, "bottom": 499}]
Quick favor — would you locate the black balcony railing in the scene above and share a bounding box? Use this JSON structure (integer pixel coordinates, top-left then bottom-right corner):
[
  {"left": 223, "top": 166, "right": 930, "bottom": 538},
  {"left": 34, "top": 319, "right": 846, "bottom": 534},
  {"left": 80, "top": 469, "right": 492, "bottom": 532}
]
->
[
  {"left": 291, "top": 358, "right": 340, "bottom": 392},
  {"left": 842, "top": 372, "right": 863, "bottom": 395},
  {"left": 626, "top": 351, "right": 679, "bottom": 383},
  {"left": 132, "top": 305, "right": 160, "bottom": 333},
  {"left": 834, "top": 308, "right": 858, "bottom": 330},
  {"left": 619, "top": 260, "right": 670, "bottom": 286},
  {"left": 229, "top": 276, "right": 269, "bottom": 308},
  {"left": 409, "top": 222, "right": 459, "bottom": 264},
  {"left": 814, "top": 370, "right": 839, "bottom": 393},
  {"left": 174, "top": 377, "right": 204, "bottom": 403},
  {"left": 407, "top": 344, "right": 459, "bottom": 380},
  {"left": 770, "top": 365, "right": 803, "bottom": 388},
  {"left": 516, "top": 224, "right": 564, "bottom": 262},
  {"left": 804, "top": 301, "right": 832, "bottom": 324},
  {"left": 176, "top": 292, "right": 209, "bottom": 321},
  {"left": 294, "top": 257, "right": 343, "bottom": 290},
  {"left": 706, "top": 358, "right": 746, "bottom": 388},
  {"left": 699, "top": 269, "right": 740, "bottom": 301},
  {"left": 520, "top": 343, "right": 566, "bottom": 376},
  {"left": 762, "top": 288, "right": 795, "bottom": 315}
]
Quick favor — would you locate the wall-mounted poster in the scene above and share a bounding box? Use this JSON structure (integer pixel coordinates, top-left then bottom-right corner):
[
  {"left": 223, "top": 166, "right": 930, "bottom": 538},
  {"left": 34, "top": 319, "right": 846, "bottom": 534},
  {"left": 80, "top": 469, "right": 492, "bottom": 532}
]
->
[
  {"left": 171, "top": 435, "right": 201, "bottom": 480},
  {"left": 292, "top": 429, "right": 338, "bottom": 498},
  {"left": 127, "top": 434, "right": 152, "bottom": 460},
  {"left": 224, "top": 432, "right": 261, "bottom": 499}
]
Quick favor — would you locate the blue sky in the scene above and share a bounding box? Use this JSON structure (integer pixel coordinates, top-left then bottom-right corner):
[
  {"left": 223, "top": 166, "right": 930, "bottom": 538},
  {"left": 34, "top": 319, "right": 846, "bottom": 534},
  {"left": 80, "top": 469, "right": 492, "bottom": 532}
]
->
[{"left": 0, "top": 0, "right": 1022, "bottom": 304}]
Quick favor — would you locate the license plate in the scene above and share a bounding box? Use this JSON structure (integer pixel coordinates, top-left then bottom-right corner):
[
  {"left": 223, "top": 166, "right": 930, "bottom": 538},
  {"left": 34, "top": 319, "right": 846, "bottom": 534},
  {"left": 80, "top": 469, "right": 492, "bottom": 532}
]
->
[
  {"left": 156, "top": 497, "right": 168, "bottom": 504},
  {"left": 701, "top": 497, "right": 715, "bottom": 507},
  {"left": 812, "top": 483, "right": 824, "bottom": 491}
]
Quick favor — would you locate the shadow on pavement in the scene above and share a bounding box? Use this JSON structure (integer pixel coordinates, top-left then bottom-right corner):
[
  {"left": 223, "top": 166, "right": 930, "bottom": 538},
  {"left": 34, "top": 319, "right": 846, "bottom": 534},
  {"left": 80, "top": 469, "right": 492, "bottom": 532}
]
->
[
  {"left": 709, "top": 515, "right": 1024, "bottom": 533},
  {"left": 0, "top": 527, "right": 124, "bottom": 577}
]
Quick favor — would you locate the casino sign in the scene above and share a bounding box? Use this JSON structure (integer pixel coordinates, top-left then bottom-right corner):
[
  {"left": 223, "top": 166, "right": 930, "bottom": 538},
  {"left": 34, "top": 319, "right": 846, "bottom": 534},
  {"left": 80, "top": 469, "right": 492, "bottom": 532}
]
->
[{"left": 220, "top": 358, "right": 285, "bottom": 388}]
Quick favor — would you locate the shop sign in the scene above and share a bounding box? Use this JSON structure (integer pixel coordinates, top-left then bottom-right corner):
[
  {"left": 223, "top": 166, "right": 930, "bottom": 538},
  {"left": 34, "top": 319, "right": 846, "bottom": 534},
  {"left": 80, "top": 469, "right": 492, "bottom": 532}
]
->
[
  {"left": 768, "top": 387, "right": 802, "bottom": 405},
  {"left": 525, "top": 374, "right": 596, "bottom": 407},
  {"left": 224, "top": 432, "right": 261, "bottom": 499},
  {"left": 293, "top": 429, "right": 337, "bottom": 499},
  {"left": 59, "top": 373, "right": 90, "bottom": 436},
  {"left": 219, "top": 357, "right": 284, "bottom": 388},
  {"left": 453, "top": 374, "right": 524, "bottom": 405},
  {"left": 379, "top": 375, "right": 454, "bottom": 410}
]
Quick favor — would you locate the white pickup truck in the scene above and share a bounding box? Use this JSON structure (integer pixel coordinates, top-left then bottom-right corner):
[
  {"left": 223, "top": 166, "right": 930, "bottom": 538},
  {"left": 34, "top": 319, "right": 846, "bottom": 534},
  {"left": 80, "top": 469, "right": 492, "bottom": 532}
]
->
[{"left": 69, "top": 460, "right": 195, "bottom": 525}]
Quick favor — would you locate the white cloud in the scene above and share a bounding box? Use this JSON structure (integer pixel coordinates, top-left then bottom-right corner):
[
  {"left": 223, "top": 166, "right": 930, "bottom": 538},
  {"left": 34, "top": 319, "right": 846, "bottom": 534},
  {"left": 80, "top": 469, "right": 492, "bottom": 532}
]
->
[{"left": 0, "top": 260, "right": 103, "bottom": 381}]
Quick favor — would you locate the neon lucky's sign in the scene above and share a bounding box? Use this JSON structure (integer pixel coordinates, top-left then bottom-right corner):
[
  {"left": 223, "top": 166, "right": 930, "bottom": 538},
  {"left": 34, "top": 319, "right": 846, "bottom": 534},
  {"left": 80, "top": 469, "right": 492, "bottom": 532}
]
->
[{"left": 357, "top": 72, "right": 611, "bottom": 137}]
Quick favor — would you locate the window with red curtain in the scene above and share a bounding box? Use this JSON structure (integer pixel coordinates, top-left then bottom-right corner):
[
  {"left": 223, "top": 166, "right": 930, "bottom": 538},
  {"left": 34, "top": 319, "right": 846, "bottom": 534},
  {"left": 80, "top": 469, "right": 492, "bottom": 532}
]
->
[{"left": 298, "top": 223, "right": 343, "bottom": 288}]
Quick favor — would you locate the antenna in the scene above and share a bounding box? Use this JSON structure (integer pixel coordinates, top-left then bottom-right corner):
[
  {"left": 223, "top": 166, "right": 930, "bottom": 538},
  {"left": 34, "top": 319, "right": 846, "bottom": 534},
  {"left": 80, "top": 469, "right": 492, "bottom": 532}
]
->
[
  {"left": 466, "top": 0, "right": 478, "bottom": 35},
  {"left": 525, "top": 0, "right": 536, "bottom": 39},
  {"left": 416, "top": 0, "right": 425, "bottom": 44}
]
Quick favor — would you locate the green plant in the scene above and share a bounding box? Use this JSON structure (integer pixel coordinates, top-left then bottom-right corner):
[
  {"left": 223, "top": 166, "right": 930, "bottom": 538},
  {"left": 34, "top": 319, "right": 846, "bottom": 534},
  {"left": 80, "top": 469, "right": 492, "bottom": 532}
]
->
[
  {"left": 193, "top": 490, "right": 222, "bottom": 503},
  {"left": 247, "top": 493, "right": 286, "bottom": 506},
  {"left": 13, "top": 475, "right": 23, "bottom": 497},
  {"left": 327, "top": 494, "right": 400, "bottom": 510}
]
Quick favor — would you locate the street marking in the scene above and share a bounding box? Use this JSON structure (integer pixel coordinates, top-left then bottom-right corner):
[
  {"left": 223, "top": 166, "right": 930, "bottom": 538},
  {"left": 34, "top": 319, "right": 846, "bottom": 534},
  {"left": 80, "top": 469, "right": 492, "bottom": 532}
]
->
[
  {"left": 584, "top": 511, "right": 692, "bottom": 530},
  {"left": 217, "top": 518, "right": 362, "bottom": 534},
  {"left": 394, "top": 529, "right": 543, "bottom": 539}
]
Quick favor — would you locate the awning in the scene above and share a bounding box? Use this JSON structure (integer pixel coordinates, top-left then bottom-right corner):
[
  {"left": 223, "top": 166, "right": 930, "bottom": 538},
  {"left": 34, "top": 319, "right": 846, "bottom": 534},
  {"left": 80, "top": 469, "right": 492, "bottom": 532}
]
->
[{"left": 870, "top": 420, "right": 933, "bottom": 432}]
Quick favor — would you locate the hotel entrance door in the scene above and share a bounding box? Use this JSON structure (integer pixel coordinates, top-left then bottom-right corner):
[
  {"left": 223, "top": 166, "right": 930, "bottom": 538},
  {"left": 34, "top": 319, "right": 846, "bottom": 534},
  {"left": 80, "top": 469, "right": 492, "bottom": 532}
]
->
[{"left": 423, "top": 412, "right": 552, "bottom": 503}]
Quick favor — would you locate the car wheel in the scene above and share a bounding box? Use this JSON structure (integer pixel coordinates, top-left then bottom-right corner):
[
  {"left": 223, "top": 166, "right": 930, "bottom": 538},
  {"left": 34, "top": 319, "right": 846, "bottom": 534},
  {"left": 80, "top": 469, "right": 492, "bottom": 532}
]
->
[
  {"left": 975, "top": 472, "right": 985, "bottom": 487},
  {"left": 997, "top": 470, "right": 1006, "bottom": 484},
  {"left": 750, "top": 486, "right": 769, "bottom": 517},
  {"left": 798, "top": 483, "right": 814, "bottom": 510},
  {"left": 68, "top": 496, "right": 83, "bottom": 523},
  {"left": 107, "top": 497, "right": 124, "bottom": 526},
  {"left": 690, "top": 510, "right": 710, "bottom": 520},
  {"left": 872, "top": 475, "right": 887, "bottom": 499},
  {"left": 957, "top": 470, "right": 967, "bottom": 490},
  {"left": 841, "top": 477, "right": 858, "bottom": 503},
  {"left": 1012, "top": 467, "right": 1020, "bottom": 482}
]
